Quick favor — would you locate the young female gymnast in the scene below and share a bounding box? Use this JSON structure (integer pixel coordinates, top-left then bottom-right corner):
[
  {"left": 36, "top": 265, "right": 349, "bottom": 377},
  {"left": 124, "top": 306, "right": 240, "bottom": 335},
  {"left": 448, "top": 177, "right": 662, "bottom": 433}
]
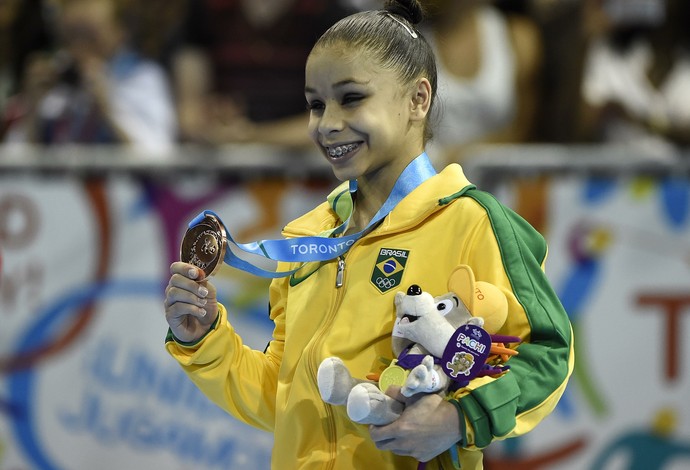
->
[{"left": 164, "top": 1, "right": 573, "bottom": 468}]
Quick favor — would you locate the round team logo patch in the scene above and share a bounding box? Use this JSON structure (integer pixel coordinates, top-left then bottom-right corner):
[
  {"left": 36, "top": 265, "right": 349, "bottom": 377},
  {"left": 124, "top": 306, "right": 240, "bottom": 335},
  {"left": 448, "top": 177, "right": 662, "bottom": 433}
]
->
[
  {"left": 441, "top": 324, "right": 492, "bottom": 383},
  {"left": 370, "top": 248, "right": 409, "bottom": 293}
]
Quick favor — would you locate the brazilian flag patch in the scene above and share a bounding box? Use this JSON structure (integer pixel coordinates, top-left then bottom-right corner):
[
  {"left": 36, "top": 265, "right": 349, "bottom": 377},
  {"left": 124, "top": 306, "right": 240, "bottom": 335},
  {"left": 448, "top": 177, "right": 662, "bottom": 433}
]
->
[{"left": 371, "top": 248, "right": 409, "bottom": 294}]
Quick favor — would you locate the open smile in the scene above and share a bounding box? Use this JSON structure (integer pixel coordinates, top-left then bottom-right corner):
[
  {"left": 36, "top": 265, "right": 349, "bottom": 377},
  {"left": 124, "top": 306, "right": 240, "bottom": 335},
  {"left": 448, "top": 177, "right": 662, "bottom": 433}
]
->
[{"left": 325, "top": 142, "right": 361, "bottom": 159}]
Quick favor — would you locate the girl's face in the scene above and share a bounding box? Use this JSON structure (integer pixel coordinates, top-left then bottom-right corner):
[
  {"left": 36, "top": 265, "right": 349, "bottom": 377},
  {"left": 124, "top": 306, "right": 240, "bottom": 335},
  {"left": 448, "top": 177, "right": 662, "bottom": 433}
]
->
[{"left": 305, "top": 44, "right": 427, "bottom": 182}]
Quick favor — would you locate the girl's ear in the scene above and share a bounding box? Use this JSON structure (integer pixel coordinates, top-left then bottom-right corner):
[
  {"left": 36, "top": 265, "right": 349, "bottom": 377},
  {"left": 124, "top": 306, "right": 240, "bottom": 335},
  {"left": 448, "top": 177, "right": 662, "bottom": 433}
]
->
[{"left": 409, "top": 77, "right": 432, "bottom": 121}]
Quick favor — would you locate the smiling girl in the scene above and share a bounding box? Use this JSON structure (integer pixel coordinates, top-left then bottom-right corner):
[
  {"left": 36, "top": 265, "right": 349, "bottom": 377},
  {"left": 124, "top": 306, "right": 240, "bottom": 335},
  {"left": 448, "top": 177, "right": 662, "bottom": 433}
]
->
[{"left": 164, "top": 1, "right": 573, "bottom": 469}]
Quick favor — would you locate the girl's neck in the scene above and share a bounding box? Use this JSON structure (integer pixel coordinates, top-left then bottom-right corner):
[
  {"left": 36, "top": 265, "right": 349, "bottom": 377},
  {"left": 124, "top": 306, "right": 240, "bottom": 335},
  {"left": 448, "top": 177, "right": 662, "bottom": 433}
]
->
[{"left": 346, "top": 151, "right": 421, "bottom": 233}]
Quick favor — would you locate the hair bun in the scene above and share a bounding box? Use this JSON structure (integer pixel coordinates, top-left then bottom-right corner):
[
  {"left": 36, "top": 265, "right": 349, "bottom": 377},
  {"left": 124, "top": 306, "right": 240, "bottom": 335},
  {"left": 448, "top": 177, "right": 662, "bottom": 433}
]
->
[{"left": 384, "top": 0, "right": 424, "bottom": 25}]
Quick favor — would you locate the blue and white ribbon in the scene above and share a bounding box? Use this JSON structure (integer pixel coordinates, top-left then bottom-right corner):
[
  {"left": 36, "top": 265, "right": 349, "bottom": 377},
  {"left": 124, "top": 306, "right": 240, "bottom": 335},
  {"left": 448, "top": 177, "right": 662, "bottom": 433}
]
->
[{"left": 187, "top": 152, "right": 436, "bottom": 278}]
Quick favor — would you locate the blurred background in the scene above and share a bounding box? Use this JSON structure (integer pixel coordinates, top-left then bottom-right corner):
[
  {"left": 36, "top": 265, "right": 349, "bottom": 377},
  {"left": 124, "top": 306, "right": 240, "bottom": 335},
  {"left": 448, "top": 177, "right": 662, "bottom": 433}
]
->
[{"left": 0, "top": 0, "right": 689, "bottom": 469}]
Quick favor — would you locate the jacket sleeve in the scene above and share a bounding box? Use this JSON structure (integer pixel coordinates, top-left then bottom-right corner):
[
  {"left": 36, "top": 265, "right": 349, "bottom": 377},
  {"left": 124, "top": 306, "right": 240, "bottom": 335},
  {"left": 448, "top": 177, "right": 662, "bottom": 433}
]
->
[
  {"left": 164, "top": 270, "right": 289, "bottom": 432},
  {"left": 453, "top": 191, "right": 574, "bottom": 449}
]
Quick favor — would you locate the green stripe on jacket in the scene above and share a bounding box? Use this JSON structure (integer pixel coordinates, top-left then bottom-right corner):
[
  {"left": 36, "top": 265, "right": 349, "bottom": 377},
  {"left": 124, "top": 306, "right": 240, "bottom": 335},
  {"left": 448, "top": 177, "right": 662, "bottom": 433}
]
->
[{"left": 459, "top": 190, "right": 573, "bottom": 444}]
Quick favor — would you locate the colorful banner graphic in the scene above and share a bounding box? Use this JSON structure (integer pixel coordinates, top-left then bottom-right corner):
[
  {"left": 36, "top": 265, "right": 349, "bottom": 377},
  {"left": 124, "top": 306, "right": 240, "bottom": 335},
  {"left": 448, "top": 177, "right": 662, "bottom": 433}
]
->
[{"left": 0, "top": 172, "right": 689, "bottom": 470}]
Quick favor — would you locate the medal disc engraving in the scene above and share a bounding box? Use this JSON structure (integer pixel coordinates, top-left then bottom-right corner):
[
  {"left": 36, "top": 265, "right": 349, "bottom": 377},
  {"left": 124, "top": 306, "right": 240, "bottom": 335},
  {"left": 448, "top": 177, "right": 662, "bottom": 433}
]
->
[
  {"left": 180, "top": 214, "right": 227, "bottom": 279},
  {"left": 379, "top": 362, "right": 408, "bottom": 392}
]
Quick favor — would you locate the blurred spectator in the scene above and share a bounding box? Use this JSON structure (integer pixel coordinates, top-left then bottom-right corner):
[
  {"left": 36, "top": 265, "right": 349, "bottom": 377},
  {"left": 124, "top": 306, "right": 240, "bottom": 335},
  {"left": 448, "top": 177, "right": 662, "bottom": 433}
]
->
[
  {"left": 515, "top": 0, "right": 585, "bottom": 143},
  {"left": 119, "top": 0, "right": 189, "bottom": 70},
  {"left": 423, "top": 0, "right": 543, "bottom": 166},
  {"left": 2, "top": 0, "right": 176, "bottom": 155},
  {"left": 577, "top": 0, "right": 690, "bottom": 152},
  {"left": 172, "top": 0, "right": 354, "bottom": 148},
  {"left": 0, "top": 0, "right": 53, "bottom": 115}
]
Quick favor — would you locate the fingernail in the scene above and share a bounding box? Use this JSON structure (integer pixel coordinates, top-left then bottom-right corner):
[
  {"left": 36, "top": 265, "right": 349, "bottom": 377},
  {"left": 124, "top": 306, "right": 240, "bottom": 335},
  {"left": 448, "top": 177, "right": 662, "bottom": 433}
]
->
[
  {"left": 199, "top": 298, "right": 207, "bottom": 306},
  {"left": 199, "top": 308, "right": 207, "bottom": 317},
  {"left": 198, "top": 286, "right": 208, "bottom": 297},
  {"left": 188, "top": 268, "right": 198, "bottom": 279}
]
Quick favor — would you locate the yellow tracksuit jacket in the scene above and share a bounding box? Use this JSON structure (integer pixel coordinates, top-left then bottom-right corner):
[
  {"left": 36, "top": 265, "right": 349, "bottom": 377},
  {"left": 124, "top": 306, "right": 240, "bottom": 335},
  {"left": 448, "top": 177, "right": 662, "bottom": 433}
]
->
[{"left": 166, "top": 163, "right": 574, "bottom": 469}]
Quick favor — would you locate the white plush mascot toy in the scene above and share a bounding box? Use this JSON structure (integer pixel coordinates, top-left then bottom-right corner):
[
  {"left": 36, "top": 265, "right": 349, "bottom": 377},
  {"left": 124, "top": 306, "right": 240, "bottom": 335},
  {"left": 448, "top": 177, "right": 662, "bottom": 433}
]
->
[{"left": 317, "top": 265, "right": 520, "bottom": 425}]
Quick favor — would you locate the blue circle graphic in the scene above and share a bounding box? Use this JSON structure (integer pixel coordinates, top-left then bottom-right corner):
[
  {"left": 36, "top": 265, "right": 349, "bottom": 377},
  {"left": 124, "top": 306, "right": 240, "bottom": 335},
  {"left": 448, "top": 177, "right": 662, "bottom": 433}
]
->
[
  {"left": 7, "top": 279, "right": 164, "bottom": 470},
  {"left": 383, "top": 260, "right": 397, "bottom": 274}
]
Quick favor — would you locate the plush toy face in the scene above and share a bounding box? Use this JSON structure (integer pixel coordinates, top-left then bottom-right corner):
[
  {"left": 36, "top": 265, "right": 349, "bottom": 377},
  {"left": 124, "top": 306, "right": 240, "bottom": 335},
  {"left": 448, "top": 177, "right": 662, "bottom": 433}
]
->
[{"left": 391, "top": 286, "right": 479, "bottom": 359}]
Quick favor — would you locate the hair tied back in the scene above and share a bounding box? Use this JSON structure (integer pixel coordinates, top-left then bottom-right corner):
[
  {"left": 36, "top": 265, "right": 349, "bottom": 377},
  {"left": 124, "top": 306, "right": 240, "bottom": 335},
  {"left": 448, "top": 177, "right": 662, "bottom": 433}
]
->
[
  {"left": 384, "top": 0, "right": 425, "bottom": 25},
  {"left": 385, "top": 13, "right": 418, "bottom": 38}
]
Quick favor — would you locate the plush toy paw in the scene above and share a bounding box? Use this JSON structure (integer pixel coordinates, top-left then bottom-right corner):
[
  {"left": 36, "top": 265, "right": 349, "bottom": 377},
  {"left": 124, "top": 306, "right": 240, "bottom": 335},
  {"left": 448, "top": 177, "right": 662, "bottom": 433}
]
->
[
  {"left": 402, "top": 355, "right": 445, "bottom": 397},
  {"left": 347, "top": 382, "right": 404, "bottom": 426},
  {"left": 317, "top": 357, "right": 358, "bottom": 405}
]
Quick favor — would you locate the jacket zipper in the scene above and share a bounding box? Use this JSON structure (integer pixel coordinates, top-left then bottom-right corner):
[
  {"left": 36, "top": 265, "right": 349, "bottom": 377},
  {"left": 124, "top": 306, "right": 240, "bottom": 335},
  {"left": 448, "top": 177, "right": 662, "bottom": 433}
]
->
[
  {"left": 303, "top": 214, "right": 432, "bottom": 464},
  {"left": 335, "top": 256, "right": 345, "bottom": 288},
  {"left": 307, "top": 252, "right": 349, "bottom": 468}
]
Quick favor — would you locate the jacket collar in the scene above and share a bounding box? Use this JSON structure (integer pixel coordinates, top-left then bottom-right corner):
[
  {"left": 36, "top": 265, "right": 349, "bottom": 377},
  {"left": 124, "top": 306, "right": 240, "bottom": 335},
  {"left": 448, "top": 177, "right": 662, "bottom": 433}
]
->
[{"left": 282, "top": 164, "right": 474, "bottom": 238}]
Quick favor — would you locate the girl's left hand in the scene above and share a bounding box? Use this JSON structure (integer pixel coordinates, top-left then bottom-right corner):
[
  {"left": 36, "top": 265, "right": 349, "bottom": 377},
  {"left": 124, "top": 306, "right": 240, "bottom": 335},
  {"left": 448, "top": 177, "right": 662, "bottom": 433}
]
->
[{"left": 368, "top": 386, "right": 462, "bottom": 463}]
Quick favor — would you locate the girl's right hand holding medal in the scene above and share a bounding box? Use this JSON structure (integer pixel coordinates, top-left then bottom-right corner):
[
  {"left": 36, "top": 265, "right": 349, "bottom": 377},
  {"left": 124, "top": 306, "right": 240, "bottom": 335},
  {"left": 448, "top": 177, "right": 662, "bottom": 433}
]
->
[{"left": 164, "top": 262, "right": 219, "bottom": 343}]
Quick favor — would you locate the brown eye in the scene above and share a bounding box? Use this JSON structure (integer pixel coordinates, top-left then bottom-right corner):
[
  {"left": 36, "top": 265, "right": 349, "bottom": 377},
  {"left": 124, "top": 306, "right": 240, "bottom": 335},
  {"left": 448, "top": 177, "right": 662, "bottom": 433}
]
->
[
  {"left": 342, "top": 94, "right": 363, "bottom": 105},
  {"left": 306, "top": 101, "right": 324, "bottom": 112}
]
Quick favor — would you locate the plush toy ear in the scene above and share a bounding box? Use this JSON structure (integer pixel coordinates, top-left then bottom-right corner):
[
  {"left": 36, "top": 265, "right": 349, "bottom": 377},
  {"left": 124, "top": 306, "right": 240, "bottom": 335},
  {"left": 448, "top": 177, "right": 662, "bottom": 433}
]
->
[
  {"left": 447, "top": 265, "right": 476, "bottom": 312},
  {"left": 473, "top": 281, "right": 508, "bottom": 333},
  {"left": 448, "top": 265, "right": 509, "bottom": 333}
]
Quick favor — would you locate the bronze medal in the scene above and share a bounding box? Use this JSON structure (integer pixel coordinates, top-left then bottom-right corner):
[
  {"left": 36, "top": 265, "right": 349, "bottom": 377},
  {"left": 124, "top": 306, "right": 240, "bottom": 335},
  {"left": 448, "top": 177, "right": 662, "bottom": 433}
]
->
[{"left": 180, "top": 214, "right": 227, "bottom": 279}]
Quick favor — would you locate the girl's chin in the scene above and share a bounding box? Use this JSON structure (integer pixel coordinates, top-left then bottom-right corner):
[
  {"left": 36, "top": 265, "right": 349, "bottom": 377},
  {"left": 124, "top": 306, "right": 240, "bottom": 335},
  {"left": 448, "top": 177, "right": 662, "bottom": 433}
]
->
[
  {"left": 326, "top": 157, "right": 361, "bottom": 181},
  {"left": 331, "top": 166, "right": 359, "bottom": 182}
]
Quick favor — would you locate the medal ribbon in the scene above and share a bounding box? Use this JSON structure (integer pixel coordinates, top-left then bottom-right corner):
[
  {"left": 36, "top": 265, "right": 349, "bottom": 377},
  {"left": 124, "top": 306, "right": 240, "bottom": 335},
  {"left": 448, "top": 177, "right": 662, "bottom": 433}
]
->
[{"left": 188, "top": 152, "right": 436, "bottom": 278}]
